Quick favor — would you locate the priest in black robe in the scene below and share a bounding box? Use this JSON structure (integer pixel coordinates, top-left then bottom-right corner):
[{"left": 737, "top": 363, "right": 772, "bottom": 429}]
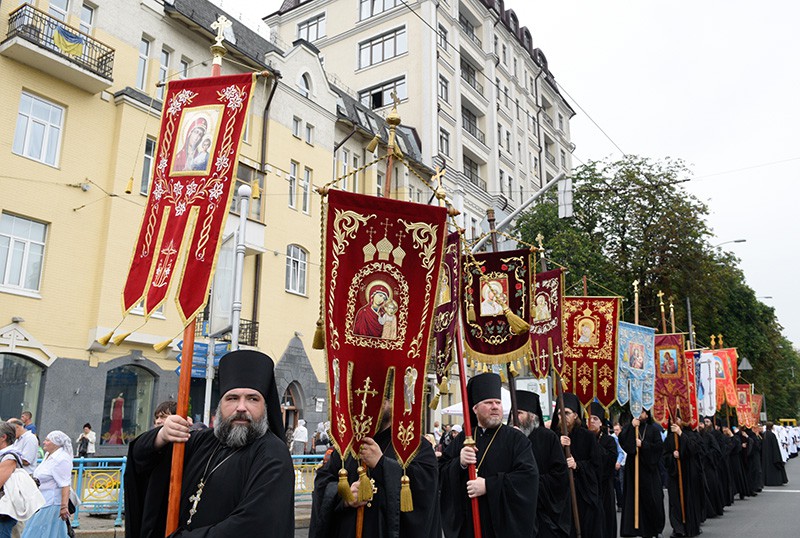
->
[
  {"left": 762, "top": 422, "right": 788, "bottom": 486},
  {"left": 587, "top": 402, "right": 617, "bottom": 538},
  {"left": 619, "top": 409, "right": 664, "bottom": 538},
  {"left": 744, "top": 425, "right": 764, "bottom": 492},
  {"left": 711, "top": 418, "right": 734, "bottom": 506},
  {"left": 551, "top": 393, "right": 602, "bottom": 538},
  {"left": 734, "top": 427, "right": 756, "bottom": 497},
  {"left": 697, "top": 417, "right": 724, "bottom": 519},
  {"left": 309, "top": 397, "right": 440, "bottom": 537},
  {"left": 125, "top": 350, "right": 294, "bottom": 538},
  {"left": 440, "top": 373, "right": 538, "bottom": 538},
  {"left": 517, "top": 390, "right": 571, "bottom": 538},
  {"left": 664, "top": 417, "right": 702, "bottom": 538}
]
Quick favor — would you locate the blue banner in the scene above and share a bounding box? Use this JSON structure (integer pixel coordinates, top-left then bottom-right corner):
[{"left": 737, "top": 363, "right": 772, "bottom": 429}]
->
[{"left": 616, "top": 321, "right": 656, "bottom": 414}]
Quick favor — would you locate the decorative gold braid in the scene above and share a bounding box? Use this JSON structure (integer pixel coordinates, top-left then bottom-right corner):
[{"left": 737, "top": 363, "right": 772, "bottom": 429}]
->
[
  {"left": 312, "top": 191, "right": 328, "bottom": 349},
  {"left": 393, "top": 154, "right": 437, "bottom": 193}
]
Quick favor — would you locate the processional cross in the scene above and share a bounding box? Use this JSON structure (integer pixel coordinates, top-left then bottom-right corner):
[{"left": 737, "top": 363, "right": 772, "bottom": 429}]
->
[{"left": 211, "top": 16, "right": 232, "bottom": 47}]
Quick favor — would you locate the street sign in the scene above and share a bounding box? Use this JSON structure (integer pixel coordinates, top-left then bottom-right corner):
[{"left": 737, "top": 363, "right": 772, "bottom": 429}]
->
[
  {"left": 176, "top": 341, "right": 229, "bottom": 366},
  {"left": 175, "top": 365, "right": 207, "bottom": 379}
]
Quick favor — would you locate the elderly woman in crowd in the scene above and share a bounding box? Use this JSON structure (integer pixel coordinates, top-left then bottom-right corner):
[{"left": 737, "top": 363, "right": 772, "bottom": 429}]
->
[
  {"left": 0, "top": 422, "right": 22, "bottom": 538},
  {"left": 22, "top": 431, "right": 73, "bottom": 538}
]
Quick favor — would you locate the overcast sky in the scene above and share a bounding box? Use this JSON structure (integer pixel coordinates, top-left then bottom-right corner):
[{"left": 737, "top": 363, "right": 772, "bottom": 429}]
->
[{"left": 218, "top": 0, "right": 800, "bottom": 347}]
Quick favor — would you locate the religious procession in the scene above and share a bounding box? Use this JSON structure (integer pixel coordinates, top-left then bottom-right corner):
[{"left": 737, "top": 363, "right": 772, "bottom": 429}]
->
[{"left": 2, "top": 2, "right": 799, "bottom": 538}]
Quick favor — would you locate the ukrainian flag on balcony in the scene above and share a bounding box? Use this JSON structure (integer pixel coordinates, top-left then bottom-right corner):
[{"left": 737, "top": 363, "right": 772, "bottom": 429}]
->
[{"left": 54, "top": 25, "right": 84, "bottom": 56}]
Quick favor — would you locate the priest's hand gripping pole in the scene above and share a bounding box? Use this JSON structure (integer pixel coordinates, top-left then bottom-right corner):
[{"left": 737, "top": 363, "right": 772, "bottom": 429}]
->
[
  {"left": 456, "top": 319, "right": 483, "bottom": 538},
  {"left": 554, "top": 364, "right": 582, "bottom": 538},
  {"left": 165, "top": 18, "right": 229, "bottom": 536}
]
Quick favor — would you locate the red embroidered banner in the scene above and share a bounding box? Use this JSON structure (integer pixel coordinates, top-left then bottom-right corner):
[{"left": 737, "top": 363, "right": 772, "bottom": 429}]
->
[
  {"left": 653, "top": 336, "right": 698, "bottom": 429},
  {"left": 323, "top": 190, "right": 447, "bottom": 467},
  {"left": 462, "top": 248, "right": 533, "bottom": 366},
  {"left": 713, "top": 348, "right": 738, "bottom": 407},
  {"left": 431, "top": 232, "right": 461, "bottom": 397},
  {"left": 736, "top": 383, "right": 754, "bottom": 428},
  {"left": 560, "top": 297, "right": 620, "bottom": 407},
  {"left": 750, "top": 394, "right": 763, "bottom": 427},
  {"left": 528, "top": 268, "right": 564, "bottom": 379},
  {"left": 122, "top": 74, "right": 255, "bottom": 324}
]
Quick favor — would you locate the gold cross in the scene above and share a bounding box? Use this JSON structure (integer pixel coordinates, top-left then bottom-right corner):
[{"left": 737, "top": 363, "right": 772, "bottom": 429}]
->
[
  {"left": 535, "top": 233, "right": 545, "bottom": 252},
  {"left": 390, "top": 90, "right": 401, "bottom": 109},
  {"left": 632, "top": 280, "right": 639, "bottom": 294},
  {"left": 355, "top": 377, "right": 378, "bottom": 417},
  {"left": 210, "top": 16, "right": 232, "bottom": 47},
  {"left": 657, "top": 290, "right": 664, "bottom": 306},
  {"left": 717, "top": 333, "right": 724, "bottom": 347}
]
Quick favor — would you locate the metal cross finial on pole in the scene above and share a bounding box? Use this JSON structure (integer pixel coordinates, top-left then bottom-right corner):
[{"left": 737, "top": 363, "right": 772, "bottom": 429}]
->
[
  {"left": 657, "top": 290, "right": 667, "bottom": 333},
  {"left": 633, "top": 280, "right": 640, "bottom": 325},
  {"left": 209, "top": 16, "right": 231, "bottom": 75},
  {"left": 210, "top": 16, "right": 232, "bottom": 47},
  {"left": 669, "top": 297, "right": 676, "bottom": 333}
]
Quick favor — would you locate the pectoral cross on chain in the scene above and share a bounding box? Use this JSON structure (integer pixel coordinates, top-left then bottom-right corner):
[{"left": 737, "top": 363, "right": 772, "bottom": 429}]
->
[
  {"left": 187, "top": 480, "right": 205, "bottom": 525},
  {"left": 355, "top": 377, "right": 378, "bottom": 417}
]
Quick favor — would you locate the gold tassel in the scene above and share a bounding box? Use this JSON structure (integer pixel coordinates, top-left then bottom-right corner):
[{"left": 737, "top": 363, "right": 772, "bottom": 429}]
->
[
  {"left": 466, "top": 303, "right": 476, "bottom": 323},
  {"left": 504, "top": 307, "right": 530, "bottom": 334},
  {"left": 312, "top": 318, "right": 325, "bottom": 350},
  {"left": 96, "top": 330, "right": 114, "bottom": 346},
  {"left": 515, "top": 359, "right": 521, "bottom": 371},
  {"left": 357, "top": 465, "right": 373, "bottom": 502},
  {"left": 438, "top": 377, "right": 449, "bottom": 395},
  {"left": 124, "top": 176, "right": 134, "bottom": 194},
  {"left": 429, "top": 393, "right": 440, "bottom": 410},
  {"left": 509, "top": 361, "right": 518, "bottom": 378},
  {"left": 153, "top": 338, "right": 173, "bottom": 353},
  {"left": 400, "top": 474, "right": 413, "bottom": 512},
  {"left": 251, "top": 180, "right": 261, "bottom": 199},
  {"left": 111, "top": 331, "right": 132, "bottom": 346},
  {"left": 499, "top": 370, "right": 507, "bottom": 383},
  {"left": 337, "top": 468, "right": 354, "bottom": 504}
]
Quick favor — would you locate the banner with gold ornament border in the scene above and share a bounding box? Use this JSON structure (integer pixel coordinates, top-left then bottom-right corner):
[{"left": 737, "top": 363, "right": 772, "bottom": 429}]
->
[
  {"left": 560, "top": 296, "right": 620, "bottom": 407},
  {"left": 122, "top": 73, "right": 255, "bottom": 324},
  {"left": 528, "top": 268, "right": 564, "bottom": 379},
  {"left": 735, "top": 383, "right": 754, "bottom": 428},
  {"left": 713, "top": 348, "right": 739, "bottom": 408},
  {"left": 616, "top": 321, "right": 656, "bottom": 415},
  {"left": 430, "top": 232, "right": 461, "bottom": 407},
  {"left": 653, "top": 338, "right": 698, "bottom": 429},
  {"left": 322, "top": 189, "right": 447, "bottom": 469},
  {"left": 750, "top": 394, "right": 763, "bottom": 427}
]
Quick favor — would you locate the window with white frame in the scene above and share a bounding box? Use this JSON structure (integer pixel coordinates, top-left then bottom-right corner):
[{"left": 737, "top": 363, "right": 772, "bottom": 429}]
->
[
  {"left": 297, "top": 14, "right": 325, "bottom": 42},
  {"left": 360, "top": 0, "right": 398, "bottom": 20},
  {"left": 13, "top": 92, "right": 64, "bottom": 167},
  {"left": 359, "top": 77, "right": 406, "bottom": 109},
  {"left": 501, "top": 44, "right": 507, "bottom": 65},
  {"left": 285, "top": 244, "right": 308, "bottom": 295},
  {"left": 352, "top": 154, "right": 360, "bottom": 193},
  {"left": 558, "top": 113, "right": 565, "bottom": 131},
  {"left": 0, "top": 213, "right": 47, "bottom": 293},
  {"left": 376, "top": 172, "right": 384, "bottom": 197},
  {"left": 340, "top": 149, "right": 349, "bottom": 190},
  {"left": 292, "top": 116, "right": 302, "bottom": 138},
  {"left": 179, "top": 58, "right": 190, "bottom": 79},
  {"left": 305, "top": 123, "right": 314, "bottom": 145},
  {"left": 438, "top": 24, "right": 448, "bottom": 51},
  {"left": 130, "top": 300, "right": 164, "bottom": 317},
  {"left": 302, "top": 167, "right": 312, "bottom": 213},
  {"left": 499, "top": 169, "right": 504, "bottom": 195},
  {"left": 79, "top": 3, "right": 94, "bottom": 34},
  {"left": 137, "top": 37, "right": 150, "bottom": 91},
  {"left": 49, "top": 0, "right": 69, "bottom": 21},
  {"left": 157, "top": 48, "right": 170, "bottom": 100},
  {"left": 438, "top": 75, "right": 449, "bottom": 103},
  {"left": 230, "top": 163, "right": 265, "bottom": 222},
  {"left": 288, "top": 161, "right": 298, "bottom": 208},
  {"left": 298, "top": 73, "right": 311, "bottom": 98},
  {"left": 358, "top": 27, "right": 407, "bottom": 68},
  {"left": 439, "top": 128, "right": 450, "bottom": 157},
  {"left": 140, "top": 137, "right": 156, "bottom": 195}
]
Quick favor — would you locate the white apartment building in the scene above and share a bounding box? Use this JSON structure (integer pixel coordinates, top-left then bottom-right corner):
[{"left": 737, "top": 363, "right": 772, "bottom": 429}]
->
[{"left": 266, "top": 0, "right": 575, "bottom": 240}]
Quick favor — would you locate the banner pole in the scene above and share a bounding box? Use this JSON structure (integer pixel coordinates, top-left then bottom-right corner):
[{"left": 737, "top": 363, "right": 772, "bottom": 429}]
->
[{"left": 555, "top": 366, "right": 582, "bottom": 538}]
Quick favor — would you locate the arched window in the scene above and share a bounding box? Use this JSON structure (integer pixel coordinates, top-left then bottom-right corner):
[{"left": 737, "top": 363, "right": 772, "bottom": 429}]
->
[
  {"left": 281, "top": 381, "right": 304, "bottom": 431},
  {"left": 100, "top": 365, "right": 155, "bottom": 445},
  {"left": 285, "top": 244, "right": 308, "bottom": 295},
  {"left": 298, "top": 73, "right": 312, "bottom": 98},
  {"left": 0, "top": 353, "right": 43, "bottom": 421}
]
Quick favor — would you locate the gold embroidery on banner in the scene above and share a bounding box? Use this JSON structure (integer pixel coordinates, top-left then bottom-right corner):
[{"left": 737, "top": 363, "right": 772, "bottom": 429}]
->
[
  {"left": 336, "top": 414, "right": 347, "bottom": 439},
  {"left": 562, "top": 298, "right": 616, "bottom": 361},
  {"left": 352, "top": 377, "right": 378, "bottom": 442},
  {"left": 345, "top": 262, "right": 408, "bottom": 349},
  {"left": 400, "top": 220, "right": 440, "bottom": 359},
  {"left": 397, "top": 421, "right": 414, "bottom": 449}
]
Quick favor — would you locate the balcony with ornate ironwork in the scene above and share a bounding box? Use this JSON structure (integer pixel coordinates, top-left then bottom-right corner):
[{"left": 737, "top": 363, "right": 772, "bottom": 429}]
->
[
  {"left": 1, "top": 4, "right": 114, "bottom": 93},
  {"left": 195, "top": 311, "right": 259, "bottom": 348}
]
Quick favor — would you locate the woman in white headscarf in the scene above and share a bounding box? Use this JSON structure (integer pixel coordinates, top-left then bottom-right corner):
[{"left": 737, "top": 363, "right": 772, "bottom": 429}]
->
[{"left": 22, "top": 431, "right": 73, "bottom": 538}]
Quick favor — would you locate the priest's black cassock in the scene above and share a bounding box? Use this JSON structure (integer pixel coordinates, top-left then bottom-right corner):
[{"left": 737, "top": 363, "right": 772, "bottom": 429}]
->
[
  {"left": 734, "top": 430, "right": 756, "bottom": 497},
  {"left": 710, "top": 422, "right": 734, "bottom": 506},
  {"left": 618, "top": 411, "right": 665, "bottom": 538},
  {"left": 125, "top": 350, "right": 294, "bottom": 538},
  {"left": 744, "top": 427, "right": 764, "bottom": 492},
  {"left": 762, "top": 426, "right": 788, "bottom": 486},
  {"left": 697, "top": 421, "right": 724, "bottom": 519},
  {"left": 439, "top": 374, "right": 539, "bottom": 538},
  {"left": 664, "top": 426, "right": 702, "bottom": 537},
  {"left": 589, "top": 403, "right": 617, "bottom": 538},
  {"left": 551, "top": 394, "right": 603, "bottom": 538},
  {"left": 517, "top": 390, "right": 571, "bottom": 538},
  {"left": 725, "top": 430, "right": 748, "bottom": 499},
  {"left": 308, "top": 427, "right": 440, "bottom": 538}
]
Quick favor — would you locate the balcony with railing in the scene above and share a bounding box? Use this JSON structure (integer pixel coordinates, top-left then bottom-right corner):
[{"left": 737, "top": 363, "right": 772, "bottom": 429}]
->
[
  {"left": 1, "top": 3, "right": 114, "bottom": 93},
  {"left": 545, "top": 150, "right": 556, "bottom": 166},
  {"left": 196, "top": 311, "right": 259, "bottom": 347},
  {"left": 463, "top": 121, "right": 486, "bottom": 145},
  {"left": 458, "top": 14, "right": 482, "bottom": 48},
  {"left": 461, "top": 70, "right": 484, "bottom": 97},
  {"left": 463, "top": 168, "right": 486, "bottom": 191}
]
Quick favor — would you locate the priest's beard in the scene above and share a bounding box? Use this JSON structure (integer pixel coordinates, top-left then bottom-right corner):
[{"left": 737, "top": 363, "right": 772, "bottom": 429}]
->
[
  {"left": 519, "top": 412, "right": 540, "bottom": 437},
  {"left": 214, "top": 408, "right": 269, "bottom": 448}
]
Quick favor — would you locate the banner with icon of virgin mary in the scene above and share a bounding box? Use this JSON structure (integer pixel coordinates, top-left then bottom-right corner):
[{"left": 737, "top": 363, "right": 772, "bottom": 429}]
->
[
  {"left": 616, "top": 321, "right": 656, "bottom": 415},
  {"left": 560, "top": 296, "right": 620, "bottom": 407},
  {"left": 122, "top": 73, "right": 255, "bottom": 324},
  {"left": 528, "top": 268, "right": 564, "bottom": 378},
  {"left": 322, "top": 189, "right": 447, "bottom": 469}
]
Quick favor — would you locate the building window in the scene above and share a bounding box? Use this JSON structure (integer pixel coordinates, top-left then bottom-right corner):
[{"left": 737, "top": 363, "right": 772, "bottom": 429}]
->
[
  {"left": 305, "top": 123, "right": 314, "bottom": 145},
  {"left": 302, "top": 167, "right": 312, "bottom": 213},
  {"left": 438, "top": 24, "right": 448, "bottom": 51},
  {"left": 352, "top": 154, "right": 360, "bottom": 193},
  {"left": 493, "top": 35, "right": 498, "bottom": 56},
  {"left": 79, "top": 3, "right": 94, "bottom": 34},
  {"left": 101, "top": 365, "right": 154, "bottom": 445},
  {"left": 297, "top": 14, "right": 325, "bottom": 42},
  {"left": 463, "top": 156, "right": 482, "bottom": 189},
  {"left": 439, "top": 128, "right": 450, "bottom": 156},
  {"left": 558, "top": 113, "right": 565, "bottom": 131},
  {"left": 505, "top": 130, "right": 511, "bottom": 152},
  {"left": 561, "top": 149, "right": 567, "bottom": 168},
  {"left": 0, "top": 354, "right": 43, "bottom": 423},
  {"left": 137, "top": 37, "right": 150, "bottom": 91},
  {"left": 285, "top": 244, "right": 308, "bottom": 295},
  {"left": 157, "top": 48, "right": 170, "bottom": 100},
  {"left": 359, "top": 77, "right": 406, "bottom": 109},
  {"left": 292, "top": 116, "right": 302, "bottom": 138},
  {"left": 504, "top": 86, "right": 509, "bottom": 107},
  {"left": 460, "top": 60, "right": 479, "bottom": 92},
  {"left": 359, "top": 27, "right": 407, "bottom": 68},
  {"left": 288, "top": 161, "right": 298, "bottom": 208},
  {"left": 0, "top": 213, "right": 47, "bottom": 293},
  {"left": 501, "top": 44, "right": 507, "bottom": 65},
  {"left": 340, "top": 149, "right": 349, "bottom": 190},
  {"left": 298, "top": 73, "right": 311, "bottom": 98},
  {"left": 140, "top": 137, "right": 156, "bottom": 195},
  {"left": 360, "top": 0, "right": 398, "bottom": 20},
  {"left": 179, "top": 58, "right": 190, "bottom": 79},
  {"left": 499, "top": 169, "right": 505, "bottom": 194},
  {"left": 513, "top": 58, "right": 518, "bottom": 77},
  {"left": 13, "top": 92, "right": 64, "bottom": 167},
  {"left": 376, "top": 172, "right": 384, "bottom": 197},
  {"left": 231, "top": 163, "right": 265, "bottom": 222},
  {"left": 438, "top": 75, "right": 449, "bottom": 103},
  {"left": 49, "top": 0, "right": 69, "bottom": 21}
]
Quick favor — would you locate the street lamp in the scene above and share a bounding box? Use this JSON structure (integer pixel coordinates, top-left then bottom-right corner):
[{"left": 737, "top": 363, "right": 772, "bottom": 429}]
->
[
  {"left": 757, "top": 296, "right": 773, "bottom": 299},
  {"left": 713, "top": 239, "right": 746, "bottom": 247}
]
